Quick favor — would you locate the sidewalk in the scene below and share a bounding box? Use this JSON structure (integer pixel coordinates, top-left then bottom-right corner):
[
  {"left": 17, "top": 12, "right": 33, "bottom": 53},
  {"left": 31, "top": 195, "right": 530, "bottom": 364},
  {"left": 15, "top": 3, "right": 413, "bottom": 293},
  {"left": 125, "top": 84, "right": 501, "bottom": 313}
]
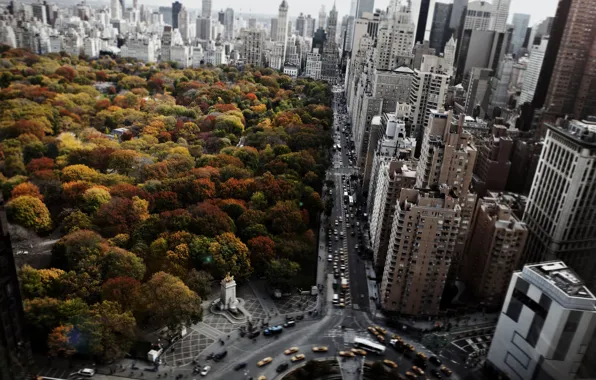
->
[{"left": 248, "top": 281, "right": 279, "bottom": 318}]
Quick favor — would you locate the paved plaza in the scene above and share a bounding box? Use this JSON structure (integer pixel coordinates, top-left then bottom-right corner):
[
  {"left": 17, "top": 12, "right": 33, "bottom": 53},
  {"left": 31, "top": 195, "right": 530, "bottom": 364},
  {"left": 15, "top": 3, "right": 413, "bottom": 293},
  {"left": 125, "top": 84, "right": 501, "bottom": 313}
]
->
[
  {"left": 160, "top": 329, "right": 215, "bottom": 366},
  {"left": 273, "top": 294, "right": 318, "bottom": 315}
]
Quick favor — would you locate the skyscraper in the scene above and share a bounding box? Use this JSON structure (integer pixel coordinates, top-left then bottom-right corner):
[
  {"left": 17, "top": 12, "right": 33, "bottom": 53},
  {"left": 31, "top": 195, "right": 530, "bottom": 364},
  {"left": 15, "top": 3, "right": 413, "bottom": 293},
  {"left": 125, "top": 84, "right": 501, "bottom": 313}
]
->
[
  {"left": 449, "top": 0, "right": 468, "bottom": 30},
  {"left": 218, "top": 10, "right": 224, "bottom": 24},
  {"left": 540, "top": 0, "right": 596, "bottom": 119},
  {"left": 373, "top": 3, "right": 415, "bottom": 71},
  {"left": 523, "top": 119, "right": 596, "bottom": 289},
  {"left": 242, "top": 29, "right": 265, "bottom": 66},
  {"left": 489, "top": 0, "right": 511, "bottom": 33},
  {"left": 510, "top": 13, "right": 530, "bottom": 57},
  {"left": 519, "top": 37, "right": 549, "bottom": 105},
  {"left": 429, "top": 1, "right": 452, "bottom": 53},
  {"left": 270, "top": 1, "right": 289, "bottom": 70},
  {"left": 296, "top": 13, "right": 306, "bottom": 36},
  {"left": 224, "top": 8, "right": 234, "bottom": 40},
  {"left": 172, "top": 1, "right": 182, "bottom": 29},
  {"left": 356, "top": 0, "right": 374, "bottom": 18},
  {"left": 463, "top": 0, "right": 492, "bottom": 31},
  {"left": 270, "top": 18, "right": 278, "bottom": 41},
  {"left": 413, "top": 0, "right": 435, "bottom": 44},
  {"left": 318, "top": 5, "right": 326, "bottom": 31},
  {"left": 177, "top": 6, "right": 189, "bottom": 41},
  {"left": 111, "top": 0, "right": 122, "bottom": 19},
  {"left": 201, "top": 0, "right": 212, "bottom": 18}
]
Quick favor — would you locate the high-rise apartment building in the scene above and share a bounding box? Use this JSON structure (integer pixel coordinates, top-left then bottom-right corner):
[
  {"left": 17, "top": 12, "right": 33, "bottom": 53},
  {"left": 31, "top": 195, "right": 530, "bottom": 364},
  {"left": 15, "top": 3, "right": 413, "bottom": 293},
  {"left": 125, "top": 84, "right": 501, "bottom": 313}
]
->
[
  {"left": 429, "top": 1, "right": 452, "bottom": 53},
  {"left": 296, "top": 13, "right": 305, "bottom": 36},
  {"left": 523, "top": 119, "right": 596, "bottom": 290},
  {"left": 305, "top": 14, "right": 315, "bottom": 37},
  {"left": 510, "top": 13, "right": 530, "bottom": 57},
  {"left": 487, "top": 261, "right": 596, "bottom": 379},
  {"left": 177, "top": 6, "right": 189, "bottom": 41},
  {"left": 472, "top": 125, "right": 513, "bottom": 197},
  {"left": 242, "top": 29, "right": 265, "bottom": 66},
  {"left": 320, "top": 4, "right": 339, "bottom": 82},
  {"left": 380, "top": 185, "right": 461, "bottom": 315},
  {"left": 201, "top": 0, "right": 212, "bottom": 18},
  {"left": 409, "top": 56, "right": 451, "bottom": 153},
  {"left": 356, "top": 0, "right": 374, "bottom": 18},
  {"left": 318, "top": 5, "right": 326, "bottom": 31},
  {"left": 463, "top": 67, "right": 492, "bottom": 117},
  {"left": 539, "top": 0, "right": 596, "bottom": 119},
  {"left": 218, "top": 10, "right": 224, "bottom": 24},
  {"left": 111, "top": 0, "right": 122, "bottom": 19},
  {"left": 270, "top": 1, "right": 289, "bottom": 71},
  {"left": 489, "top": 0, "right": 511, "bottom": 33},
  {"left": 270, "top": 18, "right": 278, "bottom": 41},
  {"left": 159, "top": 6, "right": 172, "bottom": 25},
  {"left": 462, "top": 193, "right": 528, "bottom": 308},
  {"left": 171, "top": 1, "right": 182, "bottom": 29},
  {"left": 373, "top": 3, "right": 415, "bottom": 71},
  {"left": 519, "top": 36, "right": 548, "bottom": 105}
]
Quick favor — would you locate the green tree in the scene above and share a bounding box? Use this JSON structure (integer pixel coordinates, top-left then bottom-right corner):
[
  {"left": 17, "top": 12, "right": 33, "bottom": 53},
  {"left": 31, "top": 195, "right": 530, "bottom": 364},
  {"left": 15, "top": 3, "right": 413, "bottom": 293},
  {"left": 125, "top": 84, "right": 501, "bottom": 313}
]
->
[
  {"left": 265, "top": 258, "right": 300, "bottom": 292},
  {"left": 82, "top": 186, "right": 112, "bottom": 213},
  {"left": 99, "top": 247, "right": 146, "bottom": 281},
  {"left": 185, "top": 269, "right": 213, "bottom": 298},
  {"left": 6, "top": 195, "right": 52, "bottom": 232},
  {"left": 62, "top": 210, "right": 93, "bottom": 233}
]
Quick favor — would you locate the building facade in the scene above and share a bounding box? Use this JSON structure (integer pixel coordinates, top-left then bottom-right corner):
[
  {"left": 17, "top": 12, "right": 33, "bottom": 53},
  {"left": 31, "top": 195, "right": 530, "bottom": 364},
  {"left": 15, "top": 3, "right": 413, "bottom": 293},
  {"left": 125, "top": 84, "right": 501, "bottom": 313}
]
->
[
  {"left": 487, "top": 261, "right": 596, "bottom": 379},
  {"left": 522, "top": 119, "right": 596, "bottom": 290}
]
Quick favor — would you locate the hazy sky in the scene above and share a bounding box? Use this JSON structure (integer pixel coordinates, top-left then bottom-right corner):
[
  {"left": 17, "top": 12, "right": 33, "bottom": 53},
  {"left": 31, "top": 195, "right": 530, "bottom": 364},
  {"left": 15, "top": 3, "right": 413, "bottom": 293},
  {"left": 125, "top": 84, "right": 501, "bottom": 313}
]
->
[{"left": 141, "top": 0, "right": 558, "bottom": 26}]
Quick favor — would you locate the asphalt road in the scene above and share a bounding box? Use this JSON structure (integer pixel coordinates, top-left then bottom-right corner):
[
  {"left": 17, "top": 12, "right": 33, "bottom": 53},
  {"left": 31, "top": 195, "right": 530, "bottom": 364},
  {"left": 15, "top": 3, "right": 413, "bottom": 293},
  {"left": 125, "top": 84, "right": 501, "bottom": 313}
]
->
[{"left": 171, "top": 86, "right": 464, "bottom": 380}]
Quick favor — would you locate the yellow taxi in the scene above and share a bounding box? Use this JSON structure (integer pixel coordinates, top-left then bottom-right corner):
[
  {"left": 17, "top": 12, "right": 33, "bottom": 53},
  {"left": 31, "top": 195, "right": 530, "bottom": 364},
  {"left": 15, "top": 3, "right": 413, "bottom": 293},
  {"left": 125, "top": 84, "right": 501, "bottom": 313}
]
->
[
  {"left": 312, "top": 346, "right": 329, "bottom": 352},
  {"left": 411, "top": 366, "right": 425, "bottom": 376},
  {"left": 339, "top": 351, "right": 355, "bottom": 358},
  {"left": 351, "top": 348, "right": 367, "bottom": 356},
  {"left": 416, "top": 352, "right": 428, "bottom": 361},
  {"left": 383, "top": 359, "right": 398, "bottom": 369},
  {"left": 284, "top": 347, "right": 299, "bottom": 355},
  {"left": 291, "top": 354, "right": 306, "bottom": 362},
  {"left": 375, "top": 326, "right": 387, "bottom": 335},
  {"left": 376, "top": 335, "right": 385, "bottom": 344},
  {"left": 441, "top": 366, "right": 453, "bottom": 376},
  {"left": 391, "top": 334, "right": 402, "bottom": 340},
  {"left": 257, "top": 357, "right": 273, "bottom": 367},
  {"left": 367, "top": 326, "right": 377, "bottom": 334},
  {"left": 405, "top": 372, "right": 417, "bottom": 380},
  {"left": 406, "top": 343, "right": 416, "bottom": 351},
  {"left": 257, "top": 377, "right": 266, "bottom": 380}
]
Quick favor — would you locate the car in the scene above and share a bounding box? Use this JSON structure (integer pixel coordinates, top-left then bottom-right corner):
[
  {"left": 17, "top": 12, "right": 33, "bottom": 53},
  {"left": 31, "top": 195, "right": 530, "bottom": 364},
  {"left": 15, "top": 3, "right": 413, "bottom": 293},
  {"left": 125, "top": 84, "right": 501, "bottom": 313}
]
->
[
  {"left": 213, "top": 350, "right": 228, "bottom": 362},
  {"left": 405, "top": 372, "right": 418, "bottom": 380},
  {"left": 291, "top": 354, "right": 306, "bottom": 362},
  {"left": 383, "top": 359, "right": 398, "bottom": 369},
  {"left": 327, "top": 255, "right": 333, "bottom": 262},
  {"left": 257, "top": 357, "right": 273, "bottom": 367},
  {"left": 284, "top": 347, "right": 299, "bottom": 355},
  {"left": 234, "top": 362, "right": 247, "bottom": 371},
  {"left": 257, "top": 376, "right": 267, "bottom": 380},
  {"left": 312, "top": 346, "right": 328, "bottom": 352},
  {"left": 339, "top": 351, "right": 355, "bottom": 357},
  {"left": 77, "top": 369, "right": 95, "bottom": 377},
  {"left": 376, "top": 335, "right": 385, "bottom": 343},
  {"left": 440, "top": 366, "right": 452, "bottom": 376},
  {"left": 351, "top": 348, "right": 367, "bottom": 356},
  {"left": 276, "top": 363, "right": 289, "bottom": 373},
  {"left": 429, "top": 356, "right": 442, "bottom": 366},
  {"left": 248, "top": 331, "right": 260, "bottom": 339},
  {"left": 375, "top": 326, "right": 387, "bottom": 335},
  {"left": 339, "top": 302, "right": 345, "bottom": 308},
  {"left": 200, "top": 366, "right": 211, "bottom": 376},
  {"left": 283, "top": 320, "right": 296, "bottom": 328},
  {"left": 368, "top": 326, "right": 377, "bottom": 334},
  {"left": 417, "top": 352, "right": 428, "bottom": 361},
  {"left": 411, "top": 366, "right": 425, "bottom": 376},
  {"left": 430, "top": 369, "right": 443, "bottom": 378}
]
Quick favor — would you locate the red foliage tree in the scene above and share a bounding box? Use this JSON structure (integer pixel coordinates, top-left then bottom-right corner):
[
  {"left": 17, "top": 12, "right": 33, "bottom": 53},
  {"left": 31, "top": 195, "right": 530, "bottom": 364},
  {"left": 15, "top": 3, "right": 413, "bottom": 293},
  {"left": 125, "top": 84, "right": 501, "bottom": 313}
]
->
[
  {"left": 101, "top": 276, "right": 141, "bottom": 310},
  {"left": 218, "top": 178, "right": 255, "bottom": 200},
  {"left": 11, "top": 182, "right": 43, "bottom": 200},
  {"left": 13, "top": 120, "right": 46, "bottom": 139},
  {"left": 190, "top": 178, "right": 216, "bottom": 203},
  {"left": 151, "top": 191, "right": 180, "bottom": 213},
  {"left": 247, "top": 236, "right": 276, "bottom": 274},
  {"left": 189, "top": 202, "right": 235, "bottom": 237},
  {"left": 94, "top": 197, "right": 144, "bottom": 236},
  {"left": 26, "top": 157, "right": 54, "bottom": 173},
  {"left": 109, "top": 183, "right": 150, "bottom": 200}
]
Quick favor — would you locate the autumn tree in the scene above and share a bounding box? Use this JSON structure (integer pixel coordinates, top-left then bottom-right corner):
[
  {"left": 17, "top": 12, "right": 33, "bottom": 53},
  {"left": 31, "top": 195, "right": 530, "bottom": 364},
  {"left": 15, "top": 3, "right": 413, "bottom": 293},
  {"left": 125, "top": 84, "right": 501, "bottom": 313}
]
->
[
  {"left": 185, "top": 269, "right": 213, "bottom": 299},
  {"left": 6, "top": 195, "right": 52, "bottom": 232},
  {"left": 19, "top": 265, "right": 64, "bottom": 298},
  {"left": 51, "top": 229, "right": 104, "bottom": 270},
  {"left": 247, "top": 236, "right": 276, "bottom": 275},
  {"left": 99, "top": 247, "right": 146, "bottom": 281},
  {"left": 11, "top": 182, "right": 43, "bottom": 199},
  {"left": 82, "top": 186, "right": 111, "bottom": 213},
  {"left": 62, "top": 210, "right": 93, "bottom": 233},
  {"left": 139, "top": 272, "right": 203, "bottom": 330},
  {"left": 189, "top": 202, "right": 235, "bottom": 237},
  {"left": 101, "top": 277, "right": 141, "bottom": 311},
  {"left": 209, "top": 232, "right": 252, "bottom": 281},
  {"left": 47, "top": 324, "right": 76, "bottom": 358}
]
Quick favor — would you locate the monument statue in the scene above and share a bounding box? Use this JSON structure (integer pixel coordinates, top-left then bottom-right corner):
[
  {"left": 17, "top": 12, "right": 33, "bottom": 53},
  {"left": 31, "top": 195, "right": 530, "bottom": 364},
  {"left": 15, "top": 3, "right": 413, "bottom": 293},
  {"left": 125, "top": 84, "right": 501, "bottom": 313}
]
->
[{"left": 220, "top": 273, "right": 238, "bottom": 312}]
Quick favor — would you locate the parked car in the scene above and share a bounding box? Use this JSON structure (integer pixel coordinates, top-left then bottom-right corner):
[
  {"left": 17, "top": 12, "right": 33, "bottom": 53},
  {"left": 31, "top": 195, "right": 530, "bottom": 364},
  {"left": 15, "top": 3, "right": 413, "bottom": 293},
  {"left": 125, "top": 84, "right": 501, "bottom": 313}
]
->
[
  {"left": 77, "top": 369, "right": 95, "bottom": 377},
  {"left": 200, "top": 366, "right": 211, "bottom": 376}
]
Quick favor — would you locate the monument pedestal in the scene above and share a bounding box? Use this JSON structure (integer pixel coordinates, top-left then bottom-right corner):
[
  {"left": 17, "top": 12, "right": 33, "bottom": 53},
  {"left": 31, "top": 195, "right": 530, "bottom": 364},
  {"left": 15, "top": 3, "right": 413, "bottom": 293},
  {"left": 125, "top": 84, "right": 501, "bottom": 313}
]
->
[{"left": 220, "top": 274, "right": 238, "bottom": 312}]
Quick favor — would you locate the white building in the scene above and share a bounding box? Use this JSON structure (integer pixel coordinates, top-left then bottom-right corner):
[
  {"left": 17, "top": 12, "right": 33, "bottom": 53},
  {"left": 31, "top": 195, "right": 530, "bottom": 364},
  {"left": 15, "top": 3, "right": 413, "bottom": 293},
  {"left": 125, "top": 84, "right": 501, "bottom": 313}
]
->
[
  {"left": 523, "top": 119, "right": 596, "bottom": 289},
  {"left": 270, "top": 0, "right": 289, "bottom": 70},
  {"left": 464, "top": 1, "right": 493, "bottom": 31},
  {"left": 83, "top": 37, "right": 101, "bottom": 58},
  {"left": 489, "top": 0, "right": 511, "bottom": 33},
  {"left": 170, "top": 45, "right": 193, "bottom": 68},
  {"left": 242, "top": 29, "right": 265, "bottom": 67},
  {"left": 510, "top": 13, "right": 530, "bottom": 57},
  {"left": 409, "top": 55, "right": 451, "bottom": 143},
  {"left": 120, "top": 38, "right": 158, "bottom": 62},
  {"left": 373, "top": 3, "right": 415, "bottom": 71},
  {"left": 283, "top": 65, "right": 298, "bottom": 77},
  {"left": 305, "top": 50, "right": 322, "bottom": 80},
  {"left": 224, "top": 8, "right": 234, "bottom": 40},
  {"left": 487, "top": 261, "right": 596, "bottom": 380},
  {"left": 519, "top": 37, "right": 548, "bottom": 105}
]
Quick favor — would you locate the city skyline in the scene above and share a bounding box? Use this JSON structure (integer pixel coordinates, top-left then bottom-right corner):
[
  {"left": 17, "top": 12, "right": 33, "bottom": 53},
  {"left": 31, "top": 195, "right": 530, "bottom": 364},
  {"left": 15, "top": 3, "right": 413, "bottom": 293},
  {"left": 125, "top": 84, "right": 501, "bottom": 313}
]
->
[{"left": 133, "top": 0, "right": 558, "bottom": 26}]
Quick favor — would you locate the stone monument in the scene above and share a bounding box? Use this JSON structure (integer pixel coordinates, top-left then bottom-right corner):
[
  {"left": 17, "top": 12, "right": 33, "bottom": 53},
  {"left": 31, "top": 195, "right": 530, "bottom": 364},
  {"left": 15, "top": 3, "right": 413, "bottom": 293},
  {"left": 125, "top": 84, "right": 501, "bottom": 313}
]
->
[{"left": 220, "top": 273, "right": 239, "bottom": 312}]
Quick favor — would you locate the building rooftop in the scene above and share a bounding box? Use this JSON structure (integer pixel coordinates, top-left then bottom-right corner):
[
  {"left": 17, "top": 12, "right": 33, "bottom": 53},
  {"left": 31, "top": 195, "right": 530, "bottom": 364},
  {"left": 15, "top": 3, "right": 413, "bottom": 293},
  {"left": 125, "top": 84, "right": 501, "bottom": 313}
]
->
[
  {"left": 547, "top": 119, "right": 596, "bottom": 147},
  {"left": 523, "top": 261, "right": 596, "bottom": 311}
]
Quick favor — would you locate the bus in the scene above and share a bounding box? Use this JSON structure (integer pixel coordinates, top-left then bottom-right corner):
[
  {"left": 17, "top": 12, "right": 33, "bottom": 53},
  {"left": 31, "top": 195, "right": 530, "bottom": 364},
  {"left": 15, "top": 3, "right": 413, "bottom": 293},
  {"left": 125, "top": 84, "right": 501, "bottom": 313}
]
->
[
  {"left": 348, "top": 196, "right": 354, "bottom": 206},
  {"left": 354, "top": 337, "right": 386, "bottom": 354}
]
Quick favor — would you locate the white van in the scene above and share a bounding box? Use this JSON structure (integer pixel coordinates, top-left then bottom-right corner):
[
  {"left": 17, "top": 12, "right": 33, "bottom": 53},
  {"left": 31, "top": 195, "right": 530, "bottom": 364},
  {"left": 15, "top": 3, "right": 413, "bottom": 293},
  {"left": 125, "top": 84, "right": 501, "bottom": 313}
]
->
[{"left": 333, "top": 294, "right": 339, "bottom": 304}]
